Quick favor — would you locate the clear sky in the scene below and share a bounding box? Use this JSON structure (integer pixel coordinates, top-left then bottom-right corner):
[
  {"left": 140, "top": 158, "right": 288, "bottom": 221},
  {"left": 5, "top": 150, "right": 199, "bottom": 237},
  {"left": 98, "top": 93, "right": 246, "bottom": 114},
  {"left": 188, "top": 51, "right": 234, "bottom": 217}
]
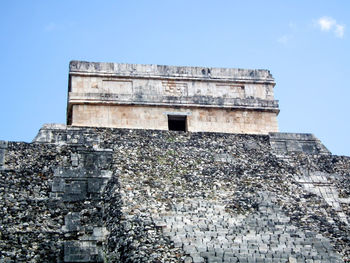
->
[{"left": 1, "top": 1, "right": 349, "bottom": 156}]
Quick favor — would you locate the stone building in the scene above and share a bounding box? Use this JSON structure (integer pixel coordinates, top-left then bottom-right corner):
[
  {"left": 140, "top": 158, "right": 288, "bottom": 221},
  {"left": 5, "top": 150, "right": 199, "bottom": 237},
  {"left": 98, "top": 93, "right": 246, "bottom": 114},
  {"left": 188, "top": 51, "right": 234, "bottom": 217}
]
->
[
  {"left": 68, "top": 61, "right": 279, "bottom": 134},
  {"left": 3, "top": 61, "right": 349, "bottom": 263}
]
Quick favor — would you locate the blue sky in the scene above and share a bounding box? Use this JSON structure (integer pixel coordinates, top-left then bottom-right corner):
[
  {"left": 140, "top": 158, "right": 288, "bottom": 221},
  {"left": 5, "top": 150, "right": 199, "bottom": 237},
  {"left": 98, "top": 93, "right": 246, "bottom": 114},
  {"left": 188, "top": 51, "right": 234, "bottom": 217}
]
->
[{"left": 1, "top": 1, "right": 349, "bottom": 155}]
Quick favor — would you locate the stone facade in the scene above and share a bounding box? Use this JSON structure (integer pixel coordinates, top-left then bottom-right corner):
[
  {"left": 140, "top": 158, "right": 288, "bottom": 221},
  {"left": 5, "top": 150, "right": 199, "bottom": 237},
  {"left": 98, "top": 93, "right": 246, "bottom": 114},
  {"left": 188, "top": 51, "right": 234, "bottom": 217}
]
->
[{"left": 68, "top": 61, "right": 279, "bottom": 134}]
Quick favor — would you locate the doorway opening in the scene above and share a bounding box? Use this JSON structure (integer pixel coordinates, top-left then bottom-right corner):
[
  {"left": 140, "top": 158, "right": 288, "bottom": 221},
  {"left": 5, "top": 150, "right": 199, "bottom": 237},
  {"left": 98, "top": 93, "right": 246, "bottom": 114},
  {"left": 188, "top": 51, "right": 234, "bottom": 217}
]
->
[{"left": 168, "top": 115, "right": 187, "bottom": 132}]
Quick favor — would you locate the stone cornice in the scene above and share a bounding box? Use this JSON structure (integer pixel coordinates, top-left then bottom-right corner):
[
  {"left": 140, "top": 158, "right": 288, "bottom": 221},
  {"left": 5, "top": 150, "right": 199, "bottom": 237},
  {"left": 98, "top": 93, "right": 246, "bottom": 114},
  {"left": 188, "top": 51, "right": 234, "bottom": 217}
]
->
[
  {"left": 68, "top": 92, "right": 280, "bottom": 113},
  {"left": 69, "top": 61, "right": 275, "bottom": 84}
]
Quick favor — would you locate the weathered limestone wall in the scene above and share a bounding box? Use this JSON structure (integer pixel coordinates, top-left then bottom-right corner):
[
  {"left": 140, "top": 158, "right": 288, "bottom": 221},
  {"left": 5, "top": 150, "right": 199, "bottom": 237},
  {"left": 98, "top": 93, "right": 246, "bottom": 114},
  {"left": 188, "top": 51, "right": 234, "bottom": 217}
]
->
[
  {"left": 68, "top": 61, "right": 279, "bottom": 134},
  {"left": 71, "top": 105, "right": 279, "bottom": 134}
]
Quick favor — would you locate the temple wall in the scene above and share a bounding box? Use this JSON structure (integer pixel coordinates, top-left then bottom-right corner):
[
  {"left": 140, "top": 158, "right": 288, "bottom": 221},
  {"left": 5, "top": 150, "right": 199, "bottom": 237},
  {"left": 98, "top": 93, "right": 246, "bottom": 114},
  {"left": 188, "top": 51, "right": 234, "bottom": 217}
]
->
[
  {"left": 71, "top": 104, "right": 278, "bottom": 134},
  {"left": 70, "top": 76, "right": 275, "bottom": 101},
  {"left": 67, "top": 61, "right": 279, "bottom": 134}
]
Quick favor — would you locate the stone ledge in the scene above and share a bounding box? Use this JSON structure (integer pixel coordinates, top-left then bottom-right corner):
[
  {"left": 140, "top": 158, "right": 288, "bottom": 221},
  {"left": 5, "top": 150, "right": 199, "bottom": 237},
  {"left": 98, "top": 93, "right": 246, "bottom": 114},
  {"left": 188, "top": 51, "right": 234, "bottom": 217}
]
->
[
  {"left": 269, "top": 132, "right": 331, "bottom": 155},
  {"left": 269, "top": 132, "right": 317, "bottom": 141},
  {"left": 40, "top": 123, "right": 67, "bottom": 130},
  {"left": 68, "top": 92, "right": 280, "bottom": 111}
]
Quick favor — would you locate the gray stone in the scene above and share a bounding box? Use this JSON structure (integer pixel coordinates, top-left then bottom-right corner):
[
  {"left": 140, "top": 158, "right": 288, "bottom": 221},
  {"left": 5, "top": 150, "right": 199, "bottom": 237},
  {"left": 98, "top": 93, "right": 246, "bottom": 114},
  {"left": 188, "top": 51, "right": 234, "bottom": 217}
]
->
[
  {"left": 269, "top": 132, "right": 330, "bottom": 155},
  {"left": 64, "top": 241, "right": 102, "bottom": 262},
  {"left": 1, "top": 127, "right": 348, "bottom": 263},
  {"left": 64, "top": 212, "right": 81, "bottom": 232},
  {"left": 0, "top": 140, "right": 7, "bottom": 170},
  {"left": 192, "top": 256, "right": 205, "bottom": 263},
  {"left": 207, "top": 256, "right": 223, "bottom": 263}
]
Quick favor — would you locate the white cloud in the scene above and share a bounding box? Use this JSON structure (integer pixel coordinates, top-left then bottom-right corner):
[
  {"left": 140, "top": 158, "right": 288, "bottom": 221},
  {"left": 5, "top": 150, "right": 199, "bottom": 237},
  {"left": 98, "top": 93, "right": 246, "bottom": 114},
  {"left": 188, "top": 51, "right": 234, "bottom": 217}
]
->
[
  {"left": 277, "top": 35, "right": 292, "bottom": 45},
  {"left": 318, "top": 17, "right": 336, "bottom": 31},
  {"left": 335, "top": 24, "right": 345, "bottom": 38},
  {"left": 316, "top": 16, "right": 345, "bottom": 38}
]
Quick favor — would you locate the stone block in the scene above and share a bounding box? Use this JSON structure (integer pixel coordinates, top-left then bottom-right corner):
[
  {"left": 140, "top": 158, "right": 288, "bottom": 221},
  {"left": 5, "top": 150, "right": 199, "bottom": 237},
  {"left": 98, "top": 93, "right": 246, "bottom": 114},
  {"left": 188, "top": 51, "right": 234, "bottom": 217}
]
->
[
  {"left": 83, "top": 153, "right": 99, "bottom": 170},
  {"left": 87, "top": 178, "right": 105, "bottom": 193},
  {"left": 192, "top": 256, "right": 205, "bottom": 263},
  {"left": 0, "top": 141, "right": 7, "bottom": 170},
  {"left": 64, "top": 241, "right": 102, "bottom": 262},
  {"left": 64, "top": 180, "right": 87, "bottom": 201},
  {"left": 64, "top": 212, "right": 81, "bottom": 232},
  {"left": 196, "top": 245, "right": 207, "bottom": 252},
  {"left": 52, "top": 178, "right": 65, "bottom": 192},
  {"left": 207, "top": 256, "right": 223, "bottom": 263},
  {"left": 184, "top": 245, "right": 197, "bottom": 254},
  {"left": 0, "top": 140, "right": 8, "bottom": 149},
  {"left": 97, "top": 152, "right": 113, "bottom": 169},
  {"left": 92, "top": 227, "right": 109, "bottom": 241},
  {"left": 71, "top": 153, "right": 79, "bottom": 167},
  {"left": 0, "top": 150, "right": 4, "bottom": 170}
]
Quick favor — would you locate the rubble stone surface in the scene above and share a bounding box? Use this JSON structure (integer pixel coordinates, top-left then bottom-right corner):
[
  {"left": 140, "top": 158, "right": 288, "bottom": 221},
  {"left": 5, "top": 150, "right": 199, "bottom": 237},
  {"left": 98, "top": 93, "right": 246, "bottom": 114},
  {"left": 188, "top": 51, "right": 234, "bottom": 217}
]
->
[{"left": 0, "top": 127, "right": 349, "bottom": 262}]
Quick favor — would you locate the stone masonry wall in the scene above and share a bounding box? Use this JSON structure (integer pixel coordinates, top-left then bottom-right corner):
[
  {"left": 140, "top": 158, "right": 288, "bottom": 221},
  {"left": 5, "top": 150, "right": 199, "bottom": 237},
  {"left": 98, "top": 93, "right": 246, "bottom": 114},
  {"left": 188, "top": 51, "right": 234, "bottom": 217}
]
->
[
  {"left": 71, "top": 105, "right": 278, "bottom": 134},
  {"left": 1, "top": 127, "right": 350, "bottom": 262}
]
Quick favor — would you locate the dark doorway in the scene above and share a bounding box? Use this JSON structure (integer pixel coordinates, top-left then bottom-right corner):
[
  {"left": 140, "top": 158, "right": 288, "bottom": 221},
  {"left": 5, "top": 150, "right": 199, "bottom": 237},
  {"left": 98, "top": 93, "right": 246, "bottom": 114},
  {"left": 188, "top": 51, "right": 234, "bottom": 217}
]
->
[{"left": 168, "top": 115, "right": 187, "bottom": 132}]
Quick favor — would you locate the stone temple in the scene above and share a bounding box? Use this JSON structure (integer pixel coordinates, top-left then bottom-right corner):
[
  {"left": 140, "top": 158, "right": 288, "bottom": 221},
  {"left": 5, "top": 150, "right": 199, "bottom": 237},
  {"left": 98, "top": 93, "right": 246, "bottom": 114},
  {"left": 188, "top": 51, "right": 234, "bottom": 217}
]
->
[
  {"left": 68, "top": 61, "right": 279, "bottom": 134},
  {"left": 0, "top": 61, "right": 349, "bottom": 263}
]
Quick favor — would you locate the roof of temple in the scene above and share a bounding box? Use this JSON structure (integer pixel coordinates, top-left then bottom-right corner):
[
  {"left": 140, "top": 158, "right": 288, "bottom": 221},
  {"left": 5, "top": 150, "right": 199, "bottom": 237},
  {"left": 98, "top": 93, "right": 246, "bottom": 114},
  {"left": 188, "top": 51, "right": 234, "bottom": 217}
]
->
[{"left": 69, "top": 60, "right": 275, "bottom": 84}]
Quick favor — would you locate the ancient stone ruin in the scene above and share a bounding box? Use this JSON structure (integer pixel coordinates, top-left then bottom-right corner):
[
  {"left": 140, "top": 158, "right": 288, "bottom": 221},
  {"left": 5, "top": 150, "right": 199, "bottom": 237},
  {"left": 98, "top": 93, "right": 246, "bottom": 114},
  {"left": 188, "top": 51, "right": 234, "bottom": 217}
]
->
[
  {"left": 68, "top": 61, "right": 279, "bottom": 134},
  {"left": 0, "top": 61, "right": 349, "bottom": 263}
]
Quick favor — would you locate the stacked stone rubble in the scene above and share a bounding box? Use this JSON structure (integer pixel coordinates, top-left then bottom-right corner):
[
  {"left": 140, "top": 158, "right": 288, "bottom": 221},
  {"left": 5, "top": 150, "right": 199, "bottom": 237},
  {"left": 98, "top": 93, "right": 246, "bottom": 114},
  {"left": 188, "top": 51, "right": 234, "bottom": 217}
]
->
[
  {"left": 1, "top": 126, "right": 350, "bottom": 262},
  {"left": 0, "top": 141, "right": 116, "bottom": 262}
]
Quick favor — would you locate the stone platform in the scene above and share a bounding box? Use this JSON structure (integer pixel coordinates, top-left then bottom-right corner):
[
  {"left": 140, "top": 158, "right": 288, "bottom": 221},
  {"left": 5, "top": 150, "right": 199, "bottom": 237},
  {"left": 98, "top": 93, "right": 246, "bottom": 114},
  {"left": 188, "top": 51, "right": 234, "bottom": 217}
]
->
[{"left": 1, "top": 126, "right": 349, "bottom": 262}]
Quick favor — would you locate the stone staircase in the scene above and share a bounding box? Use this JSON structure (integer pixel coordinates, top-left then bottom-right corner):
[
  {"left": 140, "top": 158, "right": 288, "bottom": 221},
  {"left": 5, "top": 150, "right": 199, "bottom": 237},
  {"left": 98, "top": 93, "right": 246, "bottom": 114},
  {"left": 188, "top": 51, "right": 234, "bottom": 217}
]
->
[
  {"left": 295, "top": 170, "right": 350, "bottom": 225},
  {"left": 51, "top": 147, "right": 113, "bottom": 262},
  {"left": 153, "top": 192, "right": 343, "bottom": 263}
]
